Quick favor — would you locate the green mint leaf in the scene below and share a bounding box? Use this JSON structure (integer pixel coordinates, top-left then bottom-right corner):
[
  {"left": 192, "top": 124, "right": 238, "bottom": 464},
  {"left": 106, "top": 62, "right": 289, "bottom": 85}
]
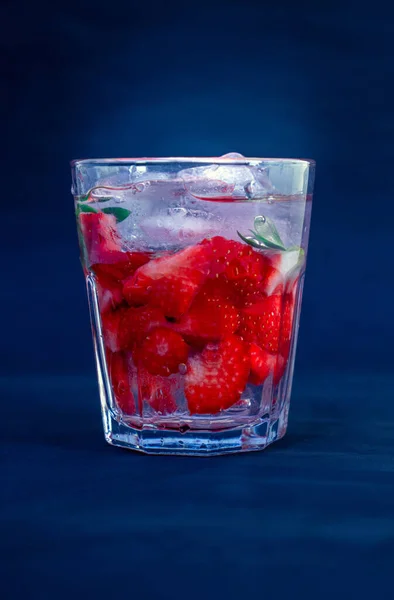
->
[
  {"left": 101, "top": 207, "right": 131, "bottom": 223},
  {"left": 76, "top": 203, "right": 98, "bottom": 216},
  {"left": 96, "top": 196, "right": 112, "bottom": 203},
  {"left": 237, "top": 231, "right": 266, "bottom": 249},
  {"left": 254, "top": 237, "right": 287, "bottom": 251}
]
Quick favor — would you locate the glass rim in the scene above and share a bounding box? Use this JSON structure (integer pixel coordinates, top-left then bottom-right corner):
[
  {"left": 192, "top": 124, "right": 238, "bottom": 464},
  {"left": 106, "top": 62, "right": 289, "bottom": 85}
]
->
[{"left": 71, "top": 156, "right": 315, "bottom": 168}]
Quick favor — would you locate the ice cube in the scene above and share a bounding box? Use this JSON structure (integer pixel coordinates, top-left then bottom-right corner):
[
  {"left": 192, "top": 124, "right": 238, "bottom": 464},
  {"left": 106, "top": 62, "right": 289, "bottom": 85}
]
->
[
  {"left": 178, "top": 152, "right": 274, "bottom": 200},
  {"left": 139, "top": 207, "right": 218, "bottom": 248}
]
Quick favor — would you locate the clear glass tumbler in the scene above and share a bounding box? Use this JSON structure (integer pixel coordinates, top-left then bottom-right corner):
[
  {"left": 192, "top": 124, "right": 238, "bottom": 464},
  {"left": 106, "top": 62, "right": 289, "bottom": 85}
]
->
[{"left": 71, "top": 155, "right": 314, "bottom": 456}]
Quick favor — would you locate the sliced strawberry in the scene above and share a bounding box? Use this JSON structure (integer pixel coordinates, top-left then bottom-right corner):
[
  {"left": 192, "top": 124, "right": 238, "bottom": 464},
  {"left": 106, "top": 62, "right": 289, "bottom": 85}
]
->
[
  {"left": 92, "top": 251, "right": 151, "bottom": 281},
  {"left": 237, "top": 294, "right": 282, "bottom": 354},
  {"left": 176, "top": 279, "right": 240, "bottom": 346},
  {"left": 135, "top": 327, "right": 189, "bottom": 377},
  {"left": 138, "top": 367, "right": 178, "bottom": 414},
  {"left": 261, "top": 249, "right": 302, "bottom": 296},
  {"left": 101, "top": 307, "right": 130, "bottom": 352},
  {"left": 279, "top": 289, "right": 296, "bottom": 359},
  {"left": 123, "top": 244, "right": 212, "bottom": 318},
  {"left": 107, "top": 351, "right": 135, "bottom": 415},
  {"left": 248, "top": 343, "right": 277, "bottom": 385},
  {"left": 95, "top": 272, "right": 124, "bottom": 314},
  {"left": 185, "top": 335, "right": 250, "bottom": 414},
  {"left": 203, "top": 236, "right": 243, "bottom": 277},
  {"left": 79, "top": 212, "right": 122, "bottom": 265},
  {"left": 205, "top": 236, "right": 269, "bottom": 306},
  {"left": 119, "top": 306, "right": 167, "bottom": 349}
]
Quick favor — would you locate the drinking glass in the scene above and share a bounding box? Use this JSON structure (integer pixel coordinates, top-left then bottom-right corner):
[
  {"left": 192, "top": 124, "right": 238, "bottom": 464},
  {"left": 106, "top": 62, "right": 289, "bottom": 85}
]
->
[{"left": 71, "top": 155, "right": 314, "bottom": 455}]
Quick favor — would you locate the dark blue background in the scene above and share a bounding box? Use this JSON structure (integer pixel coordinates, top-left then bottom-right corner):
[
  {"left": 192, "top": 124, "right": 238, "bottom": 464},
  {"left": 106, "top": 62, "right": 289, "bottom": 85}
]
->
[{"left": 2, "top": 1, "right": 393, "bottom": 598}]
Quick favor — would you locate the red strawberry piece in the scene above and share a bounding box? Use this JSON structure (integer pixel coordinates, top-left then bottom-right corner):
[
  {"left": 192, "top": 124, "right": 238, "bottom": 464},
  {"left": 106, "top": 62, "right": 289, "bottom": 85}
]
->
[
  {"left": 95, "top": 272, "right": 124, "bottom": 314},
  {"left": 228, "top": 252, "right": 269, "bottom": 308},
  {"left": 92, "top": 251, "right": 151, "bottom": 281},
  {"left": 279, "top": 289, "right": 296, "bottom": 359},
  {"left": 107, "top": 351, "right": 135, "bottom": 415},
  {"left": 138, "top": 367, "right": 178, "bottom": 414},
  {"left": 205, "top": 237, "right": 268, "bottom": 307},
  {"left": 79, "top": 212, "right": 122, "bottom": 265},
  {"left": 101, "top": 307, "right": 131, "bottom": 352},
  {"left": 185, "top": 335, "right": 250, "bottom": 414},
  {"left": 261, "top": 249, "right": 302, "bottom": 296},
  {"left": 203, "top": 236, "right": 243, "bottom": 277},
  {"left": 273, "top": 354, "right": 287, "bottom": 385},
  {"left": 237, "top": 294, "right": 282, "bottom": 354},
  {"left": 225, "top": 245, "right": 265, "bottom": 283},
  {"left": 123, "top": 244, "right": 212, "bottom": 318},
  {"left": 135, "top": 327, "right": 189, "bottom": 377},
  {"left": 228, "top": 271, "right": 267, "bottom": 308},
  {"left": 248, "top": 343, "right": 277, "bottom": 385},
  {"left": 176, "top": 279, "right": 240, "bottom": 347},
  {"left": 119, "top": 306, "right": 167, "bottom": 349}
]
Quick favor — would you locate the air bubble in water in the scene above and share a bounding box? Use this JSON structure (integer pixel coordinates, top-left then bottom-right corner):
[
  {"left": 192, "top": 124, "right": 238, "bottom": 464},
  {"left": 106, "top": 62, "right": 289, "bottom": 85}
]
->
[
  {"left": 133, "top": 183, "right": 145, "bottom": 194},
  {"left": 168, "top": 207, "right": 188, "bottom": 217},
  {"left": 244, "top": 182, "right": 254, "bottom": 198}
]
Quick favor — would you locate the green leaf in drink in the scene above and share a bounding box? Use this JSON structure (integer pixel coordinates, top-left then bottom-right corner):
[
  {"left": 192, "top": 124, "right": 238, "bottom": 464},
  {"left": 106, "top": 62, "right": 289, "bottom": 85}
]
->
[{"left": 101, "top": 207, "right": 131, "bottom": 223}]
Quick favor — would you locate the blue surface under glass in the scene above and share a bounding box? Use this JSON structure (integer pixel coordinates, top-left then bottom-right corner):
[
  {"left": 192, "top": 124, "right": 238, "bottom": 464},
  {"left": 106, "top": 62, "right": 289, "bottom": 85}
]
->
[{"left": 2, "top": 371, "right": 394, "bottom": 598}]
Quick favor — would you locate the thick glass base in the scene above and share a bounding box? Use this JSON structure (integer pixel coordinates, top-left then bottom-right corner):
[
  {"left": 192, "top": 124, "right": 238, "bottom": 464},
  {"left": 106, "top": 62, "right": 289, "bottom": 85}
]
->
[{"left": 102, "top": 405, "right": 289, "bottom": 456}]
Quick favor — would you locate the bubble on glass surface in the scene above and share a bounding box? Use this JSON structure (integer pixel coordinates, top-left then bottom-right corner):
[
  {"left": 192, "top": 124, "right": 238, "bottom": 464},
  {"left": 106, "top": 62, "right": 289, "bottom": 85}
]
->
[{"left": 221, "top": 152, "right": 247, "bottom": 159}]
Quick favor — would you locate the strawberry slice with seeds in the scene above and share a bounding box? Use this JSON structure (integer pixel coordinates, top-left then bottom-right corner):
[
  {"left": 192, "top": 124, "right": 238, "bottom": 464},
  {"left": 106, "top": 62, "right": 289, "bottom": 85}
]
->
[
  {"left": 204, "top": 236, "right": 269, "bottom": 307},
  {"left": 185, "top": 335, "right": 250, "bottom": 414},
  {"left": 135, "top": 327, "right": 189, "bottom": 377},
  {"left": 237, "top": 294, "right": 283, "bottom": 354},
  {"left": 138, "top": 367, "right": 178, "bottom": 414},
  {"left": 176, "top": 279, "right": 240, "bottom": 346},
  {"left": 123, "top": 244, "right": 212, "bottom": 318},
  {"left": 203, "top": 236, "right": 243, "bottom": 277},
  {"left": 107, "top": 351, "right": 136, "bottom": 415}
]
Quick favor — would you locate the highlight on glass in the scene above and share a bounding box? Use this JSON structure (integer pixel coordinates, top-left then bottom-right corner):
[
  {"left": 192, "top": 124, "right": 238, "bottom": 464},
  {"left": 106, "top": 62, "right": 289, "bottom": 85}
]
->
[{"left": 71, "top": 153, "right": 314, "bottom": 455}]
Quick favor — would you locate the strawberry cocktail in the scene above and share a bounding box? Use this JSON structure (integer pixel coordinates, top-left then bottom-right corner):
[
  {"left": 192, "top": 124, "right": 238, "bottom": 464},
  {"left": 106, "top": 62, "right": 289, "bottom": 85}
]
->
[{"left": 71, "top": 154, "right": 314, "bottom": 455}]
